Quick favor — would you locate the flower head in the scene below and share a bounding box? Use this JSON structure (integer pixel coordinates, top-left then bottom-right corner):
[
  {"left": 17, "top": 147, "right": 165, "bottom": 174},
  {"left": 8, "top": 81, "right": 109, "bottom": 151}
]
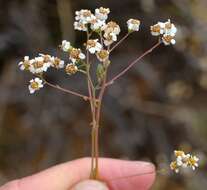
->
[
  {"left": 95, "top": 7, "right": 110, "bottom": 21},
  {"left": 69, "top": 48, "right": 86, "bottom": 63},
  {"left": 162, "top": 34, "right": 176, "bottom": 45},
  {"left": 61, "top": 40, "right": 71, "bottom": 52},
  {"left": 102, "top": 21, "right": 121, "bottom": 46},
  {"left": 29, "top": 56, "right": 51, "bottom": 74},
  {"left": 51, "top": 57, "right": 65, "bottom": 69},
  {"left": 127, "top": 19, "right": 140, "bottom": 32},
  {"left": 188, "top": 155, "right": 199, "bottom": 170},
  {"left": 170, "top": 161, "right": 179, "bottom": 173},
  {"left": 65, "top": 63, "right": 78, "bottom": 75},
  {"left": 75, "top": 9, "right": 95, "bottom": 24},
  {"left": 90, "top": 18, "right": 106, "bottom": 31},
  {"left": 28, "top": 78, "right": 43, "bottom": 94},
  {"left": 74, "top": 21, "right": 88, "bottom": 31},
  {"left": 18, "top": 56, "right": 32, "bottom": 71},
  {"left": 86, "top": 39, "right": 102, "bottom": 54},
  {"left": 150, "top": 22, "right": 165, "bottom": 36},
  {"left": 164, "top": 19, "right": 177, "bottom": 36}
]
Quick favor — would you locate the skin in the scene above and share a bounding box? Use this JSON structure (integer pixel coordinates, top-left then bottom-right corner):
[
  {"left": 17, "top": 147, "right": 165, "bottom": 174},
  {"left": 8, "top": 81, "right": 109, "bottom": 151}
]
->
[{"left": 0, "top": 158, "right": 155, "bottom": 190}]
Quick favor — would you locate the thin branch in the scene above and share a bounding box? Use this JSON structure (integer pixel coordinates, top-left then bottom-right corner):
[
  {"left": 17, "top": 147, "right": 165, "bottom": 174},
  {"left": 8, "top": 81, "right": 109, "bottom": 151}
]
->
[
  {"left": 106, "top": 41, "right": 161, "bottom": 86},
  {"left": 110, "top": 32, "right": 131, "bottom": 52},
  {"left": 44, "top": 80, "right": 89, "bottom": 101}
]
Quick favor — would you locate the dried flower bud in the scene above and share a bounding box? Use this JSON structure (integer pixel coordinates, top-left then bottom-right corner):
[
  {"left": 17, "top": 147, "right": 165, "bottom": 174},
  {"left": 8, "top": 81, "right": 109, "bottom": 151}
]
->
[{"left": 65, "top": 63, "right": 78, "bottom": 75}]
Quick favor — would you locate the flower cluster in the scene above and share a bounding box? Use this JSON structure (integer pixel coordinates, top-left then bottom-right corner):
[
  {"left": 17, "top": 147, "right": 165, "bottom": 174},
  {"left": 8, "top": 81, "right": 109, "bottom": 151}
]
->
[
  {"left": 150, "top": 19, "right": 177, "bottom": 45},
  {"left": 170, "top": 150, "right": 199, "bottom": 173},
  {"left": 74, "top": 8, "right": 109, "bottom": 32},
  {"left": 19, "top": 7, "right": 178, "bottom": 97},
  {"left": 18, "top": 50, "right": 81, "bottom": 93},
  {"left": 18, "top": 54, "right": 65, "bottom": 74},
  {"left": 102, "top": 21, "right": 121, "bottom": 46}
]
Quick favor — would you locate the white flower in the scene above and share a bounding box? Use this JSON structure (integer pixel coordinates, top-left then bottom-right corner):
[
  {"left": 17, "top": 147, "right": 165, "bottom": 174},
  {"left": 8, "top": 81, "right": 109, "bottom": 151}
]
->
[
  {"left": 75, "top": 9, "right": 95, "bottom": 24},
  {"left": 18, "top": 56, "right": 32, "bottom": 71},
  {"left": 90, "top": 18, "right": 106, "bottom": 31},
  {"left": 69, "top": 48, "right": 85, "bottom": 63},
  {"left": 127, "top": 19, "right": 140, "bottom": 32},
  {"left": 188, "top": 155, "right": 199, "bottom": 170},
  {"left": 86, "top": 39, "right": 102, "bottom": 54},
  {"left": 39, "top": 53, "right": 52, "bottom": 63},
  {"left": 65, "top": 63, "right": 78, "bottom": 75},
  {"left": 103, "top": 32, "right": 118, "bottom": 46},
  {"left": 170, "top": 161, "right": 179, "bottom": 173},
  {"left": 74, "top": 21, "right": 87, "bottom": 31},
  {"left": 102, "top": 21, "right": 121, "bottom": 46},
  {"left": 61, "top": 40, "right": 71, "bottom": 52},
  {"left": 29, "top": 56, "right": 51, "bottom": 74},
  {"left": 150, "top": 22, "right": 165, "bottom": 36},
  {"left": 102, "top": 21, "right": 121, "bottom": 35},
  {"left": 164, "top": 19, "right": 177, "bottom": 36},
  {"left": 95, "top": 7, "right": 110, "bottom": 21},
  {"left": 28, "top": 78, "right": 43, "bottom": 94},
  {"left": 51, "top": 57, "right": 65, "bottom": 69},
  {"left": 162, "top": 34, "right": 176, "bottom": 45}
]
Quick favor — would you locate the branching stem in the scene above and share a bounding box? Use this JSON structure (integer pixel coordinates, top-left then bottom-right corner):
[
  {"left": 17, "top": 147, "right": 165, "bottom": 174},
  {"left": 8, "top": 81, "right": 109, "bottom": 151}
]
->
[{"left": 106, "top": 41, "right": 161, "bottom": 86}]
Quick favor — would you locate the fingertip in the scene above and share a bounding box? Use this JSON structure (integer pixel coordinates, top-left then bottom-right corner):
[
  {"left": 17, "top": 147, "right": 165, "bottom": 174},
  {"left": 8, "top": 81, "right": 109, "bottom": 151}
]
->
[{"left": 99, "top": 160, "right": 156, "bottom": 190}]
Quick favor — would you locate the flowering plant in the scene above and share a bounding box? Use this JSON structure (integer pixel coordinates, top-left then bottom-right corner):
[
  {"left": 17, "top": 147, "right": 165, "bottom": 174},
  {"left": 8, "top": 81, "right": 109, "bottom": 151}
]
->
[{"left": 18, "top": 7, "right": 198, "bottom": 183}]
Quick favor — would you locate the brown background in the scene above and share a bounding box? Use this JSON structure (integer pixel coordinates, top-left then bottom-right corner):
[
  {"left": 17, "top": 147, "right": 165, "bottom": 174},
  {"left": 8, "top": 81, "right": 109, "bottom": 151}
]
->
[{"left": 0, "top": 0, "right": 207, "bottom": 189}]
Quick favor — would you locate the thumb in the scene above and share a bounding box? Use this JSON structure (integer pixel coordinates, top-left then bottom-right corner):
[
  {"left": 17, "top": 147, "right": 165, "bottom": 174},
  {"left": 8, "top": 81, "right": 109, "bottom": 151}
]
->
[{"left": 70, "top": 180, "right": 109, "bottom": 190}]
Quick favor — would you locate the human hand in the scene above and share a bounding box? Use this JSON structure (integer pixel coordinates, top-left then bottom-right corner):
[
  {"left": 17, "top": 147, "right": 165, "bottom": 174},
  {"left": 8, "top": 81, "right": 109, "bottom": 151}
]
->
[{"left": 0, "top": 158, "right": 155, "bottom": 190}]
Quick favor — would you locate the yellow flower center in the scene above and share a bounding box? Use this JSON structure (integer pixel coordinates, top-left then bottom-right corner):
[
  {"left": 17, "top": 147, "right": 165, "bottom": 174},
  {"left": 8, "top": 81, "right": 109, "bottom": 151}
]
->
[
  {"left": 33, "top": 61, "right": 44, "bottom": 69},
  {"left": 174, "top": 151, "right": 185, "bottom": 157},
  {"left": 165, "top": 22, "right": 172, "bottom": 30},
  {"left": 151, "top": 25, "right": 161, "bottom": 33},
  {"left": 87, "top": 40, "right": 96, "bottom": 48},
  {"left": 131, "top": 19, "right": 140, "bottom": 25},
  {"left": 23, "top": 61, "right": 30, "bottom": 70},
  {"left": 53, "top": 58, "right": 61, "bottom": 67},
  {"left": 97, "top": 50, "right": 109, "bottom": 60},
  {"left": 83, "top": 10, "right": 91, "bottom": 17},
  {"left": 99, "top": 8, "right": 108, "bottom": 14},
  {"left": 170, "top": 161, "right": 177, "bottom": 170},
  {"left": 163, "top": 35, "right": 173, "bottom": 43},
  {"left": 31, "top": 82, "right": 39, "bottom": 90}
]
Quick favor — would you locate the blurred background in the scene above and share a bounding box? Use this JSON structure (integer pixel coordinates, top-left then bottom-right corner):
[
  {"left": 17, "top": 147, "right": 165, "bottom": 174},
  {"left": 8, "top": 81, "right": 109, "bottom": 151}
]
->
[{"left": 0, "top": 0, "right": 207, "bottom": 189}]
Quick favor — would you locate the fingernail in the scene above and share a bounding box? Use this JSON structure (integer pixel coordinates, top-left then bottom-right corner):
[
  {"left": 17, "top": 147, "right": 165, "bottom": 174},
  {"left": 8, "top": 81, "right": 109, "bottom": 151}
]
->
[{"left": 71, "top": 180, "right": 109, "bottom": 190}]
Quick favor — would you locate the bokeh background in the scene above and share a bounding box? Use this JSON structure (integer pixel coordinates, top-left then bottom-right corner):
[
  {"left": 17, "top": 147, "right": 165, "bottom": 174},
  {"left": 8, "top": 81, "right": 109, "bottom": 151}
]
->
[{"left": 0, "top": 0, "right": 207, "bottom": 189}]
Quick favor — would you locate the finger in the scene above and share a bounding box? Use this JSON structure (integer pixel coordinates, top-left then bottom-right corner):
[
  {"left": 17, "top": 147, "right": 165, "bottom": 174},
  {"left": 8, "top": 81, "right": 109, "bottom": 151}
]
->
[{"left": 0, "top": 158, "right": 155, "bottom": 190}]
